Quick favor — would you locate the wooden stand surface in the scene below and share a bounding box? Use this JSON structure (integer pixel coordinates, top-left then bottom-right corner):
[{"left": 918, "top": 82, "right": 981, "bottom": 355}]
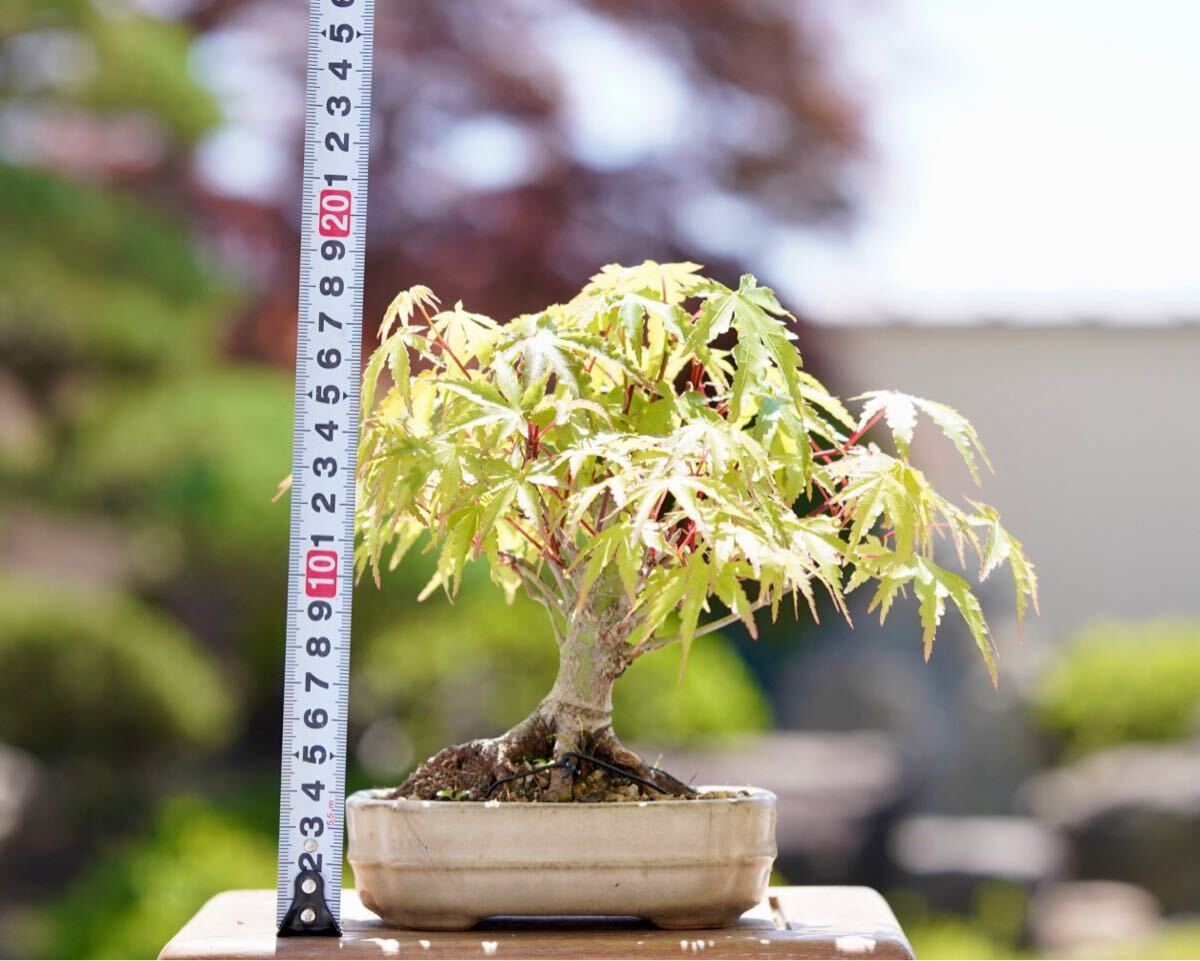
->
[{"left": 159, "top": 887, "right": 913, "bottom": 959}]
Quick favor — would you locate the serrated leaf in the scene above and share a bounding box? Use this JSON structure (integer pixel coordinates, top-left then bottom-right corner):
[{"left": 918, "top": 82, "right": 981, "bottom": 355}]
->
[
  {"left": 674, "top": 557, "right": 711, "bottom": 676},
  {"left": 857, "top": 391, "right": 917, "bottom": 458},
  {"left": 361, "top": 338, "right": 390, "bottom": 411},
  {"left": 853, "top": 391, "right": 991, "bottom": 483},
  {"left": 616, "top": 534, "right": 639, "bottom": 604},
  {"left": 632, "top": 567, "right": 689, "bottom": 647},
  {"left": 380, "top": 285, "right": 438, "bottom": 341},
  {"left": 590, "top": 260, "right": 705, "bottom": 303},
  {"left": 358, "top": 264, "right": 1033, "bottom": 698},
  {"left": 916, "top": 558, "right": 998, "bottom": 686},
  {"left": 439, "top": 379, "right": 525, "bottom": 436},
  {"left": 867, "top": 568, "right": 912, "bottom": 624},
  {"left": 970, "top": 501, "right": 1040, "bottom": 629},
  {"left": 387, "top": 334, "right": 412, "bottom": 413},
  {"left": 797, "top": 370, "right": 855, "bottom": 430},
  {"left": 431, "top": 504, "right": 480, "bottom": 598},
  {"left": 575, "top": 526, "right": 623, "bottom": 612},
  {"left": 714, "top": 568, "right": 758, "bottom": 639},
  {"left": 913, "top": 561, "right": 948, "bottom": 661},
  {"left": 917, "top": 396, "right": 992, "bottom": 483}
]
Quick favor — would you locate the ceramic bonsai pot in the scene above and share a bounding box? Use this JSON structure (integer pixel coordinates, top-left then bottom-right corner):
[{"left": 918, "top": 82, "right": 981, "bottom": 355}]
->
[{"left": 346, "top": 785, "right": 776, "bottom": 930}]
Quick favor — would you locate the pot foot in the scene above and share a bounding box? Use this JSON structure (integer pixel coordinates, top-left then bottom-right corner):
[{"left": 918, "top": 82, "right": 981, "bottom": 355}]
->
[{"left": 646, "top": 909, "right": 745, "bottom": 930}]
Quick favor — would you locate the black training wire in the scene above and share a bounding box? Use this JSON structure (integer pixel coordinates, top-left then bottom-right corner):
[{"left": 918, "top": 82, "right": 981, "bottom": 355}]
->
[{"left": 482, "top": 751, "right": 694, "bottom": 799}]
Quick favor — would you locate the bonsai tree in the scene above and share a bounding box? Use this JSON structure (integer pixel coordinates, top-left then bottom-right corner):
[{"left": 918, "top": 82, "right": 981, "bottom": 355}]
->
[{"left": 357, "top": 262, "right": 1037, "bottom": 801}]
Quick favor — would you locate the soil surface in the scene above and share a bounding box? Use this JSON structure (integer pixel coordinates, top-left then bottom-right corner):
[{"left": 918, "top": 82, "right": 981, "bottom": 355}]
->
[{"left": 388, "top": 736, "right": 730, "bottom": 803}]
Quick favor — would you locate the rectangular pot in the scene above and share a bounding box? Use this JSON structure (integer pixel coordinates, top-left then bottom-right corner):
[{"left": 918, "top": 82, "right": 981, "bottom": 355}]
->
[{"left": 347, "top": 785, "right": 776, "bottom": 930}]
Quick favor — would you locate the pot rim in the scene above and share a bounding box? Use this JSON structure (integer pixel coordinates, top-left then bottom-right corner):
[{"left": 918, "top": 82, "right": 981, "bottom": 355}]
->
[{"left": 348, "top": 784, "right": 775, "bottom": 810}]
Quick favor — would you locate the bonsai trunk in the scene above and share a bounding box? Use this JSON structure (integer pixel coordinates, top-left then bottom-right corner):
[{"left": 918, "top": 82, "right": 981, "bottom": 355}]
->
[{"left": 393, "top": 567, "right": 691, "bottom": 801}]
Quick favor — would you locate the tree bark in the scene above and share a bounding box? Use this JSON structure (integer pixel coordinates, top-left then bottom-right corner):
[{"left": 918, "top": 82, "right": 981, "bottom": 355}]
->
[{"left": 394, "top": 566, "right": 693, "bottom": 800}]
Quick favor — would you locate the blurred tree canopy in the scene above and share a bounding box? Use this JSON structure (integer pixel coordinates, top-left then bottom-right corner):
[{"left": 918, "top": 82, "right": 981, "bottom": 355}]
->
[
  {"left": 0, "top": 1, "right": 861, "bottom": 956},
  {"left": 184, "top": 0, "right": 862, "bottom": 363}
]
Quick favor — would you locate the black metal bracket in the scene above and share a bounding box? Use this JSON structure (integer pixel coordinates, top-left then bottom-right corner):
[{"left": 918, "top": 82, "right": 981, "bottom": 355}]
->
[{"left": 277, "top": 868, "right": 341, "bottom": 938}]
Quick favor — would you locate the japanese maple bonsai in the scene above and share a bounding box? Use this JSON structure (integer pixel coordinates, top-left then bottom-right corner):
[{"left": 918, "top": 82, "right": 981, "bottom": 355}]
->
[{"left": 346, "top": 262, "right": 1036, "bottom": 928}]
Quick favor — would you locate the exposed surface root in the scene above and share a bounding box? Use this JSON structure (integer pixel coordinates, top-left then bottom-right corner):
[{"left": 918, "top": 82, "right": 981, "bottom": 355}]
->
[
  {"left": 387, "top": 738, "right": 502, "bottom": 801},
  {"left": 388, "top": 718, "right": 700, "bottom": 803}
]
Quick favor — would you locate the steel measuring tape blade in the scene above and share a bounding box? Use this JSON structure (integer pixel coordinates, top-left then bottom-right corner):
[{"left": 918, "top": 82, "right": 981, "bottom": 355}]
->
[{"left": 276, "top": 0, "right": 375, "bottom": 937}]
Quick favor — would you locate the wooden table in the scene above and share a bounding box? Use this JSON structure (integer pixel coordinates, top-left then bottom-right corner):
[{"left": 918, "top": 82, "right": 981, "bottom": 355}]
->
[{"left": 160, "top": 888, "right": 913, "bottom": 959}]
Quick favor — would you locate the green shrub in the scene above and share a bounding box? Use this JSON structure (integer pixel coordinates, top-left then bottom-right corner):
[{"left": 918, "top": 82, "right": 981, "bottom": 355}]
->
[
  {"left": 888, "top": 885, "right": 1028, "bottom": 961},
  {"left": 614, "top": 636, "right": 772, "bottom": 743},
  {"left": 1032, "top": 619, "right": 1200, "bottom": 757},
  {"left": 355, "top": 582, "right": 770, "bottom": 777},
  {"left": 67, "top": 368, "right": 293, "bottom": 563},
  {"left": 0, "top": 579, "right": 235, "bottom": 758},
  {"left": 81, "top": 15, "right": 222, "bottom": 143},
  {"left": 37, "top": 796, "right": 274, "bottom": 961},
  {"left": 1102, "top": 921, "right": 1200, "bottom": 960},
  {"left": 0, "top": 163, "right": 224, "bottom": 372}
]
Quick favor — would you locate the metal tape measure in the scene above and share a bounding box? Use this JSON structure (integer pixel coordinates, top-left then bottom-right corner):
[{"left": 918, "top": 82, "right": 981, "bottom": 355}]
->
[{"left": 276, "top": 0, "right": 374, "bottom": 937}]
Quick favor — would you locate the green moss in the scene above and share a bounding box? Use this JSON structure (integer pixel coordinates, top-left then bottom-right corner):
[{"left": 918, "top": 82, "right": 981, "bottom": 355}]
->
[{"left": 1032, "top": 619, "right": 1200, "bottom": 757}]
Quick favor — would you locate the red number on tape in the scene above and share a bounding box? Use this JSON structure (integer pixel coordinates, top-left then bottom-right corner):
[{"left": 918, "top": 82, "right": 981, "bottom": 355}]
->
[
  {"left": 317, "top": 189, "right": 351, "bottom": 238},
  {"left": 305, "top": 549, "right": 338, "bottom": 597}
]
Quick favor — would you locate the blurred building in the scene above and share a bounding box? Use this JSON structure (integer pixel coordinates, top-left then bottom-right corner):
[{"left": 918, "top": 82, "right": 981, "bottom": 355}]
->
[{"left": 808, "top": 318, "right": 1200, "bottom": 639}]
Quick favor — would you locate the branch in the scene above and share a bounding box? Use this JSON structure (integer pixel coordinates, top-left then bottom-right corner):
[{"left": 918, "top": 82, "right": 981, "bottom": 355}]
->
[
  {"left": 413, "top": 299, "right": 472, "bottom": 380},
  {"left": 841, "top": 410, "right": 884, "bottom": 453},
  {"left": 633, "top": 596, "right": 774, "bottom": 657},
  {"left": 500, "top": 552, "right": 568, "bottom": 644},
  {"left": 546, "top": 555, "right": 572, "bottom": 598},
  {"left": 504, "top": 516, "right": 564, "bottom": 566}
]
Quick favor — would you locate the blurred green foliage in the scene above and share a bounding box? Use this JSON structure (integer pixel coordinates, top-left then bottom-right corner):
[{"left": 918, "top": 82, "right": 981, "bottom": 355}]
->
[
  {"left": 1100, "top": 922, "right": 1200, "bottom": 960},
  {"left": 356, "top": 585, "right": 770, "bottom": 773},
  {"left": 902, "top": 915, "right": 1022, "bottom": 961},
  {"left": 616, "top": 639, "right": 772, "bottom": 743},
  {"left": 0, "top": 6, "right": 288, "bottom": 957},
  {"left": 0, "top": 1, "right": 219, "bottom": 144},
  {"left": 0, "top": 578, "right": 234, "bottom": 759},
  {"left": 77, "top": 16, "right": 221, "bottom": 141},
  {"left": 38, "top": 796, "right": 274, "bottom": 961},
  {"left": 0, "top": 163, "right": 222, "bottom": 375},
  {"left": 1032, "top": 619, "right": 1200, "bottom": 758},
  {"left": 0, "top": 5, "right": 773, "bottom": 948},
  {"left": 895, "top": 888, "right": 1200, "bottom": 961},
  {"left": 889, "top": 884, "right": 1029, "bottom": 960},
  {"left": 68, "top": 368, "right": 293, "bottom": 562}
]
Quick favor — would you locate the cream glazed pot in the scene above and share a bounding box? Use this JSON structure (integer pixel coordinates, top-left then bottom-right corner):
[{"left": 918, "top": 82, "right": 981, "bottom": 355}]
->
[{"left": 346, "top": 786, "right": 776, "bottom": 930}]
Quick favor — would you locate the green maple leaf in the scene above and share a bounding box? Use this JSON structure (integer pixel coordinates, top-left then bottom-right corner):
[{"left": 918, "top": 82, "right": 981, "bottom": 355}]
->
[
  {"left": 970, "top": 501, "right": 1040, "bottom": 630},
  {"left": 856, "top": 390, "right": 992, "bottom": 482},
  {"left": 358, "top": 263, "right": 1037, "bottom": 689},
  {"left": 379, "top": 285, "right": 438, "bottom": 341},
  {"left": 589, "top": 260, "right": 706, "bottom": 304},
  {"left": 915, "top": 557, "right": 997, "bottom": 686}
]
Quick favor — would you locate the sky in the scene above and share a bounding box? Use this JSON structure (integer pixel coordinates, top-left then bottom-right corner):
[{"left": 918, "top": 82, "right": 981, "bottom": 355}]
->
[
  {"left": 783, "top": 0, "right": 1200, "bottom": 323},
  {"left": 191, "top": 0, "right": 1200, "bottom": 325}
]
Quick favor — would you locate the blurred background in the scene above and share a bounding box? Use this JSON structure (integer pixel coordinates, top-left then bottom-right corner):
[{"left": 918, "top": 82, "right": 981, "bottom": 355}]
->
[{"left": 1, "top": 0, "right": 1198, "bottom": 957}]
